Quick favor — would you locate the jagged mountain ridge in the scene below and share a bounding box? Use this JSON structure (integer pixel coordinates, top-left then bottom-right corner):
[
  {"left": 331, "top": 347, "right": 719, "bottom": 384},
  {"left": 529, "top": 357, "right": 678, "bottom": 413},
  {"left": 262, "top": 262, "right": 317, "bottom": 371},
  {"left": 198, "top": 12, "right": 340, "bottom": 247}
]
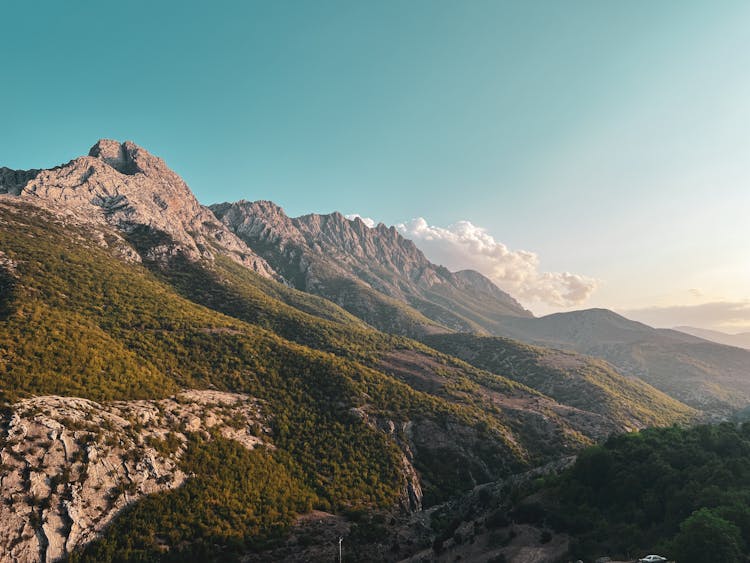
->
[
  {"left": 211, "top": 199, "right": 531, "bottom": 336},
  {"left": 209, "top": 199, "right": 750, "bottom": 419},
  {"left": 3, "top": 140, "right": 725, "bottom": 425}
]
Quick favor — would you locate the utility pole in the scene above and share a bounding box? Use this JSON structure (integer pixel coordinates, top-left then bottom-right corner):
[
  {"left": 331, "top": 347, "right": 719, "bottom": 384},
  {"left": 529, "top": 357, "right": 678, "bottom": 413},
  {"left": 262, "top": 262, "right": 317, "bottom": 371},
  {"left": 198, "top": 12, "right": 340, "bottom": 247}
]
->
[{"left": 338, "top": 536, "right": 343, "bottom": 563}]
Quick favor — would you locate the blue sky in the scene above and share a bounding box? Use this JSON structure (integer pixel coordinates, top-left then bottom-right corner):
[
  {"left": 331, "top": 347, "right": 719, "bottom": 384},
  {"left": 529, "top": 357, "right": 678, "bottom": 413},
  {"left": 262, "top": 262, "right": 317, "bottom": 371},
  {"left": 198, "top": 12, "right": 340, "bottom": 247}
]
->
[{"left": 3, "top": 1, "right": 749, "bottom": 329}]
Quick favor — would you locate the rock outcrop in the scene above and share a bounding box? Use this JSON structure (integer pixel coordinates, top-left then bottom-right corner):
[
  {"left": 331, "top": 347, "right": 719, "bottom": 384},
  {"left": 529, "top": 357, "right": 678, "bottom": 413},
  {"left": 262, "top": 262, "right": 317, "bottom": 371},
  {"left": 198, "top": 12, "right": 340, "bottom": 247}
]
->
[
  {"left": 0, "top": 390, "right": 267, "bottom": 562},
  {"left": 0, "top": 167, "right": 41, "bottom": 196},
  {"left": 1, "top": 140, "right": 276, "bottom": 277}
]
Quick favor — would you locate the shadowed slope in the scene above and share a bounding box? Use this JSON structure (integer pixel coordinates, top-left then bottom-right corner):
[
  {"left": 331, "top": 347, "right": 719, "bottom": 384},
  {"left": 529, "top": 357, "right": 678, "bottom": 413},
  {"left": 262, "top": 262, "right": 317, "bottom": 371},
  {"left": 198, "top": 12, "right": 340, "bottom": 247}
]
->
[{"left": 492, "top": 309, "right": 750, "bottom": 416}]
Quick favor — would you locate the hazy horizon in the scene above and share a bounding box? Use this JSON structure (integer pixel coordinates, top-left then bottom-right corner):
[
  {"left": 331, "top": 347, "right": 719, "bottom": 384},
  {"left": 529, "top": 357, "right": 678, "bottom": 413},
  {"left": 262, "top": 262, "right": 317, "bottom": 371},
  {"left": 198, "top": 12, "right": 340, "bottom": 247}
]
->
[{"left": 3, "top": 1, "right": 749, "bottom": 331}]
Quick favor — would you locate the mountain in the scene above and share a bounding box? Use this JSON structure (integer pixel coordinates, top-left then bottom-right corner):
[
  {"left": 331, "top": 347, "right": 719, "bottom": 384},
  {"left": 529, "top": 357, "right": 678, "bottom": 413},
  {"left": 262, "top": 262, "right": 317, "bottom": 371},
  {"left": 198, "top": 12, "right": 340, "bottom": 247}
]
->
[
  {"left": 491, "top": 309, "right": 750, "bottom": 416},
  {"left": 211, "top": 199, "right": 531, "bottom": 337},
  {"left": 0, "top": 139, "right": 700, "bottom": 561},
  {"left": 674, "top": 325, "right": 750, "bottom": 350}
]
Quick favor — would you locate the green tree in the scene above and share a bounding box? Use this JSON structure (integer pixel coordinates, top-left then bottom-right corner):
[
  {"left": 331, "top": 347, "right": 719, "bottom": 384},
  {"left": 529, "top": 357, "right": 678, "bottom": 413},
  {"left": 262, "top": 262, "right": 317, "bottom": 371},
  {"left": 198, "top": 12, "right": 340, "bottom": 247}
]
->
[{"left": 671, "top": 508, "right": 744, "bottom": 563}]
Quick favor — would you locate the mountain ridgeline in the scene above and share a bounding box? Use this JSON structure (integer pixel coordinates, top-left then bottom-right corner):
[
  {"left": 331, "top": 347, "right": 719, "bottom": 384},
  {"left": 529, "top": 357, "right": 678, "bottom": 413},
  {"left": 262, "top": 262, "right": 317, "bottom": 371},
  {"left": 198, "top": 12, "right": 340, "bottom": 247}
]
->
[
  {"left": 211, "top": 199, "right": 532, "bottom": 337},
  {"left": 675, "top": 325, "right": 750, "bottom": 350},
  {"left": 490, "top": 310, "right": 750, "bottom": 416},
  {"left": 0, "top": 139, "right": 744, "bottom": 561}
]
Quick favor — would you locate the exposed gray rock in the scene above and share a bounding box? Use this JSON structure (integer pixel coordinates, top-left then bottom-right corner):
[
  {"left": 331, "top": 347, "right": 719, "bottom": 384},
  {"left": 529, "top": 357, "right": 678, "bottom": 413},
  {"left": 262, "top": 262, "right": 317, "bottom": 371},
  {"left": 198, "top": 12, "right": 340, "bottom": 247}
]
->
[
  {"left": 348, "top": 408, "right": 423, "bottom": 512},
  {"left": 0, "top": 390, "right": 267, "bottom": 562}
]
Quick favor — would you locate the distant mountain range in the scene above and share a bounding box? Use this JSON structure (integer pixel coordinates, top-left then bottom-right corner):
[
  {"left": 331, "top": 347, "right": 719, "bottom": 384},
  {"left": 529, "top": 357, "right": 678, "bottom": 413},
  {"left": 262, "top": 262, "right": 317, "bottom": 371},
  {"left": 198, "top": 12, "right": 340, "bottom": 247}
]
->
[
  {"left": 674, "top": 325, "right": 750, "bottom": 350},
  {"left": 0, "top": 139, "right": 745, "bottom": 560},
  {"left": 488, "top": 310, "right": 750, "bottom": 415}
]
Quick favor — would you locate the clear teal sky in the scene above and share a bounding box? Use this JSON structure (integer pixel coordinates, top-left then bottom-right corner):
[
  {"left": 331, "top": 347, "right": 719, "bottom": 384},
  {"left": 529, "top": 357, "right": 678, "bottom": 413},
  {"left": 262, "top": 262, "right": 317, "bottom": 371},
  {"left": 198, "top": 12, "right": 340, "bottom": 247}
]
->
[{"left": 3, "top": 1, "right": 749, "bottom": 327}]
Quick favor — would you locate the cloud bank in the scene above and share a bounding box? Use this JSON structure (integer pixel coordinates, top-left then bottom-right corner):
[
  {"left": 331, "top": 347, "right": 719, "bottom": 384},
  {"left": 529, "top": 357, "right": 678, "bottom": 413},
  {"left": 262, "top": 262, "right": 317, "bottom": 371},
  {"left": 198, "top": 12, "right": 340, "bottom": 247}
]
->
[
  {"left": 623, "top": 301, "right": 750, "bottom": 332},
  {"left": 395, "top": 217, "right": 597, "bottom": 307}
]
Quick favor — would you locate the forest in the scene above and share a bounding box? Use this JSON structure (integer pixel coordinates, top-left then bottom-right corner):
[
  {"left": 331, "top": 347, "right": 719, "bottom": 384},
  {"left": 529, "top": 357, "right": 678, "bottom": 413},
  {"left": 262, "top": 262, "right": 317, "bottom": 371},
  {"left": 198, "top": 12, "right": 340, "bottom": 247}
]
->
[{"left": 517, "top": 422, "right": 750, "bottom": 562}]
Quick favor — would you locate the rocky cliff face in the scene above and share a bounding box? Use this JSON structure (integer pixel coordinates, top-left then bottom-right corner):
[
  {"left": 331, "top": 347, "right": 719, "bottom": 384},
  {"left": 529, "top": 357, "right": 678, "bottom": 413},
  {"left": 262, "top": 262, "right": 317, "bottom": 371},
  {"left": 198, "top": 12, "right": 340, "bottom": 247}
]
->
[
  {"left": 0, "top": 390, "right": 267, "bottom": 562},
  {"left": 1, "top": 140, "right": 276, "bottom": 276},
  {"left": 212, "top": 200, "right": 531, "bottom": 336}
]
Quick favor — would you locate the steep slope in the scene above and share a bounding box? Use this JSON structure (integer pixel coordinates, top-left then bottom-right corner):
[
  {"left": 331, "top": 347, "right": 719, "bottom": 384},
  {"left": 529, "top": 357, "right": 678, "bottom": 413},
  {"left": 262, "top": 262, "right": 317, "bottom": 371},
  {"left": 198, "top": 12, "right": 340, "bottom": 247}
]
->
[
  {"left": 1, "top": 139, "right": 275, "bottom": 276},
  {"left": 210, "top": 200, "right": 750, "bottom": 419},
  {"left": 493, "top": 309, "right": 750, "bottom": 416},
  {"left": 211, "top": 200, "right": 531, "bottom": 336},
  {"left": 675, "top": 326, "right": 750, "bottom": 350}
]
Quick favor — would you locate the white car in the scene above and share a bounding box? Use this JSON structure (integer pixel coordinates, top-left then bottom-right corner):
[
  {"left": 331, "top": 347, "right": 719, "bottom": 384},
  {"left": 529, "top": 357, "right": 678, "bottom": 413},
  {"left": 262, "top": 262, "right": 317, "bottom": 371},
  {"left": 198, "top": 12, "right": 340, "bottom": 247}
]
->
[{"left": 639, "top": 556, "right": 667, "bottom": 563}]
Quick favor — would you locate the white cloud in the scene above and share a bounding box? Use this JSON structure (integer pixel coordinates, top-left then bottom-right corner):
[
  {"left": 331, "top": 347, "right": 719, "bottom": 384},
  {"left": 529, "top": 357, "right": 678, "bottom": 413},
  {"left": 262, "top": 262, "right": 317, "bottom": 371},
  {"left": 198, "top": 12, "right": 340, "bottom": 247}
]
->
[
  {"left": 344, "top": 214, "right": 376, "bottom": 228},
  {"left": 396, "top": 217, "right": 597, "bottom": 307}
]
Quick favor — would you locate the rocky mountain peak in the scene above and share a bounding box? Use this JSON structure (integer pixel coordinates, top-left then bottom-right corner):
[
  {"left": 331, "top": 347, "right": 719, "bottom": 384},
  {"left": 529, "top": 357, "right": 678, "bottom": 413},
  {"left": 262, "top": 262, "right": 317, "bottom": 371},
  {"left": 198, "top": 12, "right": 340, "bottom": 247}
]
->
[
  {"left": 0, "top": 167, "right": 41, "bottom": 196},
  {"left": 212, "top": 200, "right": 304, "bottom": 249},
  {"left": 0, "top": 140, "right": 277, "bottom": 277},
  {"left": 88, "top": 139, "right": 140, "bottom": 175}
]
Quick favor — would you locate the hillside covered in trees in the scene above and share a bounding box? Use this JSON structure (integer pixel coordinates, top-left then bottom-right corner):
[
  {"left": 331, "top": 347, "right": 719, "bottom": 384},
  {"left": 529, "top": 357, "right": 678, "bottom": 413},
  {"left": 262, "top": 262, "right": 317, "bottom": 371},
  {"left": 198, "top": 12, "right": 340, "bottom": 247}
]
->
[
  {"left": 0, "top": 140, "right": 735, "bottom": 561},
  {"left": 511, "top": 422, "right": 750, "bottom": 562}
]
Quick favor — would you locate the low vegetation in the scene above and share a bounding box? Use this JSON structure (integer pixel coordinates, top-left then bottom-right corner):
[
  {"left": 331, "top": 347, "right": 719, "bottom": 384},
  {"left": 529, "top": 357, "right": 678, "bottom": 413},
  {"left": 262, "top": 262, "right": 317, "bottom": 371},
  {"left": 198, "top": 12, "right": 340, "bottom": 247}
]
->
[
  {"left": 69, "top": 436, "right": 317, "bottom": 561},
  {"left": 0, "top": 202, "right": 526, "bottom": 553}
]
